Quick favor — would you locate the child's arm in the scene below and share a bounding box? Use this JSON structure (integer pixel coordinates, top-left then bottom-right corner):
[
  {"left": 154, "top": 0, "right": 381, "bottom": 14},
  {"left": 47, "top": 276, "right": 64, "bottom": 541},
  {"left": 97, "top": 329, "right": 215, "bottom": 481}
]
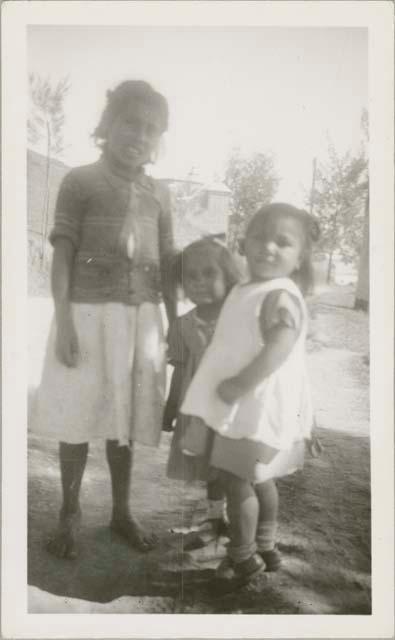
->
[
  {"left": 217, "top": 324, "right": 298, "bottom": 404},
  {"left": 162, "top": 317, "right": 188, "bottom": 430},
  {"left": 49, "top": 170, "right": 85, "bottom": 367},
  {"left": 217, "top": 290, "right": 301, "bottom": 404},
  {"left": 162, "top": 263, "right": 177, "bottom": 328},
  {"left": 162, "top": 363, "right": 183, "bottom": 431},
  {"left": 51, "top": 237, "right": 79, "bottom": 368},
  {"left": 158, "top": 184, "right": 177, "bottom": 326}
]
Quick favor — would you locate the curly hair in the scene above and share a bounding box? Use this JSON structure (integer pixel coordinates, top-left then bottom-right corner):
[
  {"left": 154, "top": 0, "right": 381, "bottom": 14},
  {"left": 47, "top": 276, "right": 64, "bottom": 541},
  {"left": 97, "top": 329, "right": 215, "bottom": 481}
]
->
[
  {"left": 92, "top": 80, "right": 169, "bottom": 146},
  {"left": 245, "top": 203, "right": 321, "bottom": 295}
]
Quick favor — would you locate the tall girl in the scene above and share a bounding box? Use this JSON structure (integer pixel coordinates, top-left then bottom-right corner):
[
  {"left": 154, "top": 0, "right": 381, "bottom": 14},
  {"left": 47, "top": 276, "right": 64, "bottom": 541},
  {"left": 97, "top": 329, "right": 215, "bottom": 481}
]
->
[
  {"left": 163, "top": 238, "right": 240, "bottom": 541},
  {"left": 181, "top": 203, "right": 320, "bottom": 585},
  {"left": 34, "top": 81, "right": 176, "bottom": 558}
]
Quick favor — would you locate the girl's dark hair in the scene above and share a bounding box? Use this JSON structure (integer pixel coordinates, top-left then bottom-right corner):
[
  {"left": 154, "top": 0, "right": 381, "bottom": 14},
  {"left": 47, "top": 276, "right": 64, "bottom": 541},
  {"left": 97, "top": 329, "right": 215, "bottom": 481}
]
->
[
  {"left": 245, "top": 202, "right": 321, "bottom": 295},
  {"left": 93, "top": 80, "right": 169, "bottom": 145},
  {"left": 171, "top": 236, "right": 241, "bottom": 296}
]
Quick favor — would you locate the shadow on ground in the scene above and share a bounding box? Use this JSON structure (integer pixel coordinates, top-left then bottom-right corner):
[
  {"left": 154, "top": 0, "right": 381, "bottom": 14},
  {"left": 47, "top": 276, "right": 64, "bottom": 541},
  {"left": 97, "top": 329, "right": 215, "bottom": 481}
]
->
[{"left": 28, "top": 425, "right": 371, "bottom": 614}]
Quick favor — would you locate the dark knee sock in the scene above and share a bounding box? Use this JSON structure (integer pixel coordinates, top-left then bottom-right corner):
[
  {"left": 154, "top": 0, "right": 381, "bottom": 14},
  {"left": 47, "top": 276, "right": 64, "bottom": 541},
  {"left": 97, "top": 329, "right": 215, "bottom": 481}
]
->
[
  {"left": 207, "top": 477, "right": 226, "bottom": 520},
  {"left": 255, "top": 479, "right": 279, "bottom": 551},
  {"left": 59, "top": 441, "right": 88, "bottom": 515},
  {"left": 106, "top": 439, "right": 132, "bottom": 519}
]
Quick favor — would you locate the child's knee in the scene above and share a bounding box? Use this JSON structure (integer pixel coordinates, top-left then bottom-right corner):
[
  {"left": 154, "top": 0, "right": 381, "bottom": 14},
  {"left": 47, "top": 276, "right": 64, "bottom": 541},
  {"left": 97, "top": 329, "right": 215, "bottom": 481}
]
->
[
  {"left": 256, "top": 478, "right": 277, "bottom": 493},
  {"left": 220, "top": 471, "right": 253, "bottom": 500}
]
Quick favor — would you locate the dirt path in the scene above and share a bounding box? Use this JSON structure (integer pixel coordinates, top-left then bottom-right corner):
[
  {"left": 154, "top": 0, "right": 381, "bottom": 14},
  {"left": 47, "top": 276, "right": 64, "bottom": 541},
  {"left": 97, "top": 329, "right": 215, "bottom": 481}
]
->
[{"left": 28, "top": 285, "right": 371, "bottom": 614}]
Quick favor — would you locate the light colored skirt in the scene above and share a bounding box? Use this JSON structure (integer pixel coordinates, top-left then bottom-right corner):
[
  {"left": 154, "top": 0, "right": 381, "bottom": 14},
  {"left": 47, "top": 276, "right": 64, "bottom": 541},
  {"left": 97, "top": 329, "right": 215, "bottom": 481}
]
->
[
  {"left": 210, "top": 433, "right": 305, "bottom": 484},
  {"left": 32, "top": 302, "right": 166, "bottom": 446}
]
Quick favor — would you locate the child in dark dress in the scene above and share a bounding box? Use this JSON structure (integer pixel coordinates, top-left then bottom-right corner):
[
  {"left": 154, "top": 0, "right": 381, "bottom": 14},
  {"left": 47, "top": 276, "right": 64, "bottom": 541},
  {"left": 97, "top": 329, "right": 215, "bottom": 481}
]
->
[{"left": 163, "top": 237, "right": 240, "bottom": 542}]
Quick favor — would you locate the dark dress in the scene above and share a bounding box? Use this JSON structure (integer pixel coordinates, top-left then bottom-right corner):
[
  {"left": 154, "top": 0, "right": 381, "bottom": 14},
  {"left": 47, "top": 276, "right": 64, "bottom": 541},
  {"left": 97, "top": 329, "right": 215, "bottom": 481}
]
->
[{"left": 166, "top": 308, "right": 217, "bottom": 483}]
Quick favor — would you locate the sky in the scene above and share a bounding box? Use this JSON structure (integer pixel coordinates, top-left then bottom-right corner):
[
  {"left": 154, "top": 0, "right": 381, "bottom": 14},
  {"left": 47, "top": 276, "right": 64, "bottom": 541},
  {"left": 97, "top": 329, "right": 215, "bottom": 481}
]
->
[{"left": 27, "top": 26, "right": 367, "bottom": 206}]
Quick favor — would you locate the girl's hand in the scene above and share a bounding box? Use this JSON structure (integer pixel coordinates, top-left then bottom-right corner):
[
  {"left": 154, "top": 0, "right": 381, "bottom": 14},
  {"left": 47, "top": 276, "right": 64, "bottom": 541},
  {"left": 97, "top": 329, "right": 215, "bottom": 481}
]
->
[
  {"left": 162, "top": 417, "right": 176, "bottom": 432},
  {"left": 162, "top": 407, "right": 177, "bottom": 432},
  {"left": 55, "top": 315, "right": 80, "bottom": 367},
  {"left": 162, "top": 363, "right": 182, "bottom": 431},
  {"left": 217, "top": 377, "right": 244, "bottom": 405}
]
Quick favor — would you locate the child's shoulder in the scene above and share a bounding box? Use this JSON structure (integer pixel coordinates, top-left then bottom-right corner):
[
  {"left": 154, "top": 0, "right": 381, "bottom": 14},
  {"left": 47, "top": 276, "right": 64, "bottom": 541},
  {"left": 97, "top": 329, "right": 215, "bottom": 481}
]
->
[
  {"left": 237, "top": 278, "right": 304, "bottom": 319},
  {"left": 244, "top": 277, "right": 302, "bottom": 299}
]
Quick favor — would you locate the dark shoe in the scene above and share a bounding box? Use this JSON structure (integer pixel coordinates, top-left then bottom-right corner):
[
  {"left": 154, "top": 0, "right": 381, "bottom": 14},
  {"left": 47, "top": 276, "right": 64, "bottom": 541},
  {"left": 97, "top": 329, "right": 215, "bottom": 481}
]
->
[
  {"left": 259, "top": 547, "right": 282, "bottom": 572},
  {"left": 215, "top": 556, "right": 235, "bottom": 580},
  {"left": 234, "top": 553, "right": 265, "bottom": 581},
  {"left": 216, "top": 553, "right": 265, "bottom": 587}
]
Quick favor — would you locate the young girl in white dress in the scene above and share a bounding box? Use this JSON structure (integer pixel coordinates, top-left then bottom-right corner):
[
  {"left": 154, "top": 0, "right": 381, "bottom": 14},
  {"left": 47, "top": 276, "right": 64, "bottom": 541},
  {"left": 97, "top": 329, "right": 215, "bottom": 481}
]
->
[
  {"left": 34, "top": 81, "right": 176, "bottom": 558},
  {"left": 181, "top": 203, "right": 320, "bottom": 586}
]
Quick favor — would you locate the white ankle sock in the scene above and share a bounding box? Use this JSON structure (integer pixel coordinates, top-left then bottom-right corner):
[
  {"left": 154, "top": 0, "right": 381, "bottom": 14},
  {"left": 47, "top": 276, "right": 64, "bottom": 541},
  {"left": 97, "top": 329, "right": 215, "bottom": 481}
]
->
[{"left": 256, "top": 521, "right": 278, "bottom": 552}]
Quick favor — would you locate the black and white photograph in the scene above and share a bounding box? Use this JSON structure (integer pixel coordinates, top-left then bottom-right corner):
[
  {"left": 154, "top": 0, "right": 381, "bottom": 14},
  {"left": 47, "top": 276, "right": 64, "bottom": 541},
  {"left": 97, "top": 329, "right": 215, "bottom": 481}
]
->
[{"left": 1, "top": 1, "right": 393, "bottom": 637}]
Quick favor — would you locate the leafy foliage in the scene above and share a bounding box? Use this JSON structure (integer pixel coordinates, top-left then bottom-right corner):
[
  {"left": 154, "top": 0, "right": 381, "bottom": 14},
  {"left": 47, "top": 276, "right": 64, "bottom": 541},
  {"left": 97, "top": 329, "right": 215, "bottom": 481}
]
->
[
  {"left": 28, "top": 74, "right": 70, "bottom": 261},
  {"left": 28, "top": 73, "right": 70, "bottom": 157},
  {"left": 225, "top": 149, "right": 279, "bottom": 248},
  {"left": 312, "top": 142, "right": 368, "bottom": 281}
]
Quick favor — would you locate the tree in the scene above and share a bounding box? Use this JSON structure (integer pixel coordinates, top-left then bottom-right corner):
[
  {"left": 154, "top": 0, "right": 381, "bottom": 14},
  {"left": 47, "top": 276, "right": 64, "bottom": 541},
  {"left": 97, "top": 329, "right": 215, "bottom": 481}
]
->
[
  {"left": 28, "top": 73, "right": 70, "bottom": 262},
  {"left": 312, "top": 143, "right": 368, "bottom": 283},
  {"left": 225, "top": 149, "right": 279, "bottom": 249}
]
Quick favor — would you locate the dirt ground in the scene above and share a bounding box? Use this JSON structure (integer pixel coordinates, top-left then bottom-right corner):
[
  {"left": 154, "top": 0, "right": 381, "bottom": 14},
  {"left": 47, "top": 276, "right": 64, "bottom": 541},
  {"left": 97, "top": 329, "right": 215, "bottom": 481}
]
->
[{"left": 27, "top": 285, "right": 371, "bottom": 614}]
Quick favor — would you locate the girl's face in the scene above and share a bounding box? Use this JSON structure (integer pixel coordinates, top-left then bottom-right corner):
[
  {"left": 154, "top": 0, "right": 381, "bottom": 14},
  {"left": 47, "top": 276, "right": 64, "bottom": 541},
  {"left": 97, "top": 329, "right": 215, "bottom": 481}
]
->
[
  {"left": 183, "top": 248, "right": 227, "bottom": 306},
  {"left": 106, "top": 99, "right": 163, "bottom": 171},
  {"left": 245, "top": 213, "right": 305, "bottom": 282}
]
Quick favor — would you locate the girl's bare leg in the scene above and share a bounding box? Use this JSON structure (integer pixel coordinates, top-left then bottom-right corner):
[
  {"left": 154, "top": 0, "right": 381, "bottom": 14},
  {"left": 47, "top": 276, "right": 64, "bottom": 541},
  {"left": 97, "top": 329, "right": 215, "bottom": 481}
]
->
[
  {"left": 255, "top": 479, "right": 279, "bottom": 549},
  {"left": 46, "top": 441, "right": 88, "bottom": 559},
  {"left": 221, "top": 470, "right": 258, "bottom": 562},
  {"left": 106, "top": 439, "right": 157, "bottom": 552}
]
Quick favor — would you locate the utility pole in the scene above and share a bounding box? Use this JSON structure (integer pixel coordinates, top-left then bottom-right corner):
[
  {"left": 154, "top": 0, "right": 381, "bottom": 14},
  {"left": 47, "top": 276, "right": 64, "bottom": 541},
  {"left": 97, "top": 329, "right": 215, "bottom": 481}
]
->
[{"left": 309, "top": 157, "right": 317, "bottom": 216}]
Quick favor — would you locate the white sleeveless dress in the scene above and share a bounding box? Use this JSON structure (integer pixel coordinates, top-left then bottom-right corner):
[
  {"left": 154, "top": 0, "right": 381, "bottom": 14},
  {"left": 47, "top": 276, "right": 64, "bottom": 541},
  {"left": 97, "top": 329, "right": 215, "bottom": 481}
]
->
[{"left": 181, "top": 278, "right": 314, "bottom": 482}]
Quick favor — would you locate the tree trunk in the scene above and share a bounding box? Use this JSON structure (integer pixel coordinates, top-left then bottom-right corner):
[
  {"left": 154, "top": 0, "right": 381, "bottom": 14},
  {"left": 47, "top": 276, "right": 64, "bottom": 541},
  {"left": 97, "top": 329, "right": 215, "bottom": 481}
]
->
[{"left": 40, "top": 122, "right": 51, "bottom": 268}]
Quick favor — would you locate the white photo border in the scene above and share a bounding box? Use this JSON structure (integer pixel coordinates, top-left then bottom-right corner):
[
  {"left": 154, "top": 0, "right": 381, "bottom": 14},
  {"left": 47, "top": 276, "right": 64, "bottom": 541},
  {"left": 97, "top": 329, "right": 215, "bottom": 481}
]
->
[{"left": 2, "top": 1, "right": 394, "bottom": 638}]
